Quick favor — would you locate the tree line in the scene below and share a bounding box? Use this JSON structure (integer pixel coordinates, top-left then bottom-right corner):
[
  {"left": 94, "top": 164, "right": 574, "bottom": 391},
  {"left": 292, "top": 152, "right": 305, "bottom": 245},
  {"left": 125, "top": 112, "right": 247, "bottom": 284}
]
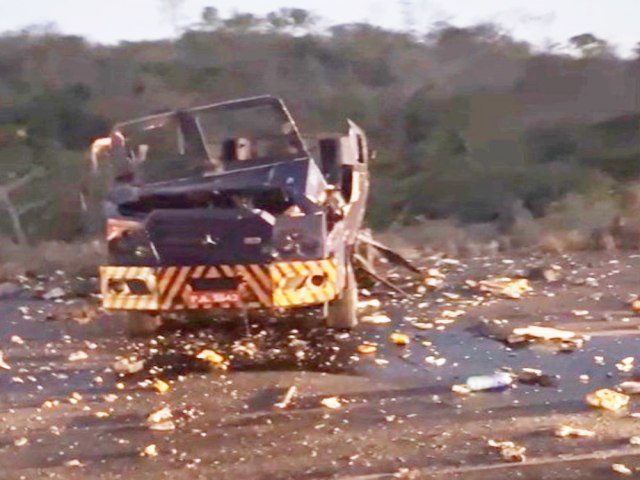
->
[{"left": 0, "top": 7, "right": 639, "bottom": 243}]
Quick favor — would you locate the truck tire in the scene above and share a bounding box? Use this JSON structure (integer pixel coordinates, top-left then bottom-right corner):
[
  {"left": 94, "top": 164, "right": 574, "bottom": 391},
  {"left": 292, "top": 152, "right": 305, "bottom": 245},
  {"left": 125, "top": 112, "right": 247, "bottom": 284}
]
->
[{"left": 326, "top": 260, "right": 358, "bottom": 329}]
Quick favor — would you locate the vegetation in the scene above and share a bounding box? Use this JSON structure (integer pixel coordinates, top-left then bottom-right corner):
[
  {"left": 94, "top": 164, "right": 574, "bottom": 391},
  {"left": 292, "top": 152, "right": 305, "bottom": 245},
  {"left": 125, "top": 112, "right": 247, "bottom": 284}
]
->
[{"left": 0, "top": 7, "right": 639, "bottom": 244}]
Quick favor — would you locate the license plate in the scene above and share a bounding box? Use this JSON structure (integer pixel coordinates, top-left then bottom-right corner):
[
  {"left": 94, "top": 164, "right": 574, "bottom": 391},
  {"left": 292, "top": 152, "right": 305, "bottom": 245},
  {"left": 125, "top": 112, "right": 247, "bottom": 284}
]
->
[{"left": 189, "top": 291, "right": 241, "bottom": 305}]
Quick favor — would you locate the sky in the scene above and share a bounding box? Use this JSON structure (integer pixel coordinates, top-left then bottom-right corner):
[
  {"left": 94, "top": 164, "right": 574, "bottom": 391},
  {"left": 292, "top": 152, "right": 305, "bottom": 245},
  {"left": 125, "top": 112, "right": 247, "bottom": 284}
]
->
[{"left": 1, "top": 0, "right": 639, "bottom": 56}]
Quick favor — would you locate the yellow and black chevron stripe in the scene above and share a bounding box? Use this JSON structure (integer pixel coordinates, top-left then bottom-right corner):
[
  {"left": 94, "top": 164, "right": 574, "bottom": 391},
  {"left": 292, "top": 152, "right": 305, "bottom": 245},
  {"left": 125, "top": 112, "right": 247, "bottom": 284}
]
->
[{"left": 100, "top": 259, "right": 338, "bottom": 311}]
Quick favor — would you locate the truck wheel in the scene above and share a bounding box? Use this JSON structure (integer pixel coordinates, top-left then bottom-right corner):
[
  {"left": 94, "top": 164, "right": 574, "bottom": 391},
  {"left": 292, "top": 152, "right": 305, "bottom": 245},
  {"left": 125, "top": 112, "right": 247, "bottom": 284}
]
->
[
  {"left": 125, "top": 312, "right": 162, "bottom": 336},
  {"left": 326, "top": 261, "right": 358, "bottom": 329}
]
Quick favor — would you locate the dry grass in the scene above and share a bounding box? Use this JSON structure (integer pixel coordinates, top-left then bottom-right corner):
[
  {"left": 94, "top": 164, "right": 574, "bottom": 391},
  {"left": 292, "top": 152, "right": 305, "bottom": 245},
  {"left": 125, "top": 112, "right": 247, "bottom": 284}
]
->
[
  {"left": 386, "top": 190, "right": 640, "bottom": 257},
  {"left": 0, "top": 238, "right": 105, "bottom": 281}
]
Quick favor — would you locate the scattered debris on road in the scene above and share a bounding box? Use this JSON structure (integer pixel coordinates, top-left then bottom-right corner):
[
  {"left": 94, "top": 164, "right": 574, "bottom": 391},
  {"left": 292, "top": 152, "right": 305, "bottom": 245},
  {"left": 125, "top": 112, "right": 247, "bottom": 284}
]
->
[
  {"left": 153, "top": 379, "right": 171, "bottom": 394},
  {"left": 424, "top": 356, "right": 446, "bottom": 367},
  {"left": 586, "top": 388, "right": 629, "bottom": 411},
  {"left": 147, "top": 406, "right": 176, "bottom": 431},
  {"left": 196, "top": 349, "right": 228, "bottom": 369},
  {"left": 465, "top": 372, "right": 513, "bottom": 392},
  {"left": 517, "top": 368, "right": 558, "bottom": 387},
  {"left": 390, "top": 332, "right": 411, "bottom": 346},
  {"left": 611, "top": 463, "right": 633, "bottom": 476},
  {"left": 527, "top": 265, "right": 563, "bottom": 283},
  {"left": 473, "top": 277, "right": 532, "bottom": 299},
  {"left": 507, "top": 325, "right": 586, "bottom": 350},
  {"left": 320, "top": 396, "right": 342, "bottom": 409},
  {"left": 615, "top": 357, "right": 635, "bottom": 373},
  {"left": 554, "top": 425, "right": 595, "bottom": 438},
  {"left": 618, "top": 381, "right": 640, "bottom": 394},
  {"left": 274, "top": 385, "right": 298, "bottom": 409},
  {"left": 357, "top": 343, "right": 378, "bottom": 354},
  {"left": 13, "top": 437, "right": 28, "bottom": 447},
  {"left": 113, "top": 357, "right": 145, "bottom": 375},
  {"left": 361, "top": 313, "right": 392, "bottom": 325},
  {"left": 42, "top": 287, "right": 65, "bottom": 300},
  {"left": 68, "top": 350, "right": 89, "bottom": 362},
  {"left": 141, "top": 444, "right": 159, "bottom": 457},
  {"left": 274, "top": 386, "right": 298, "bottom": 409},
  {"left": 487, "top": 439, "right": 527, "bottom": 462},
  {"left": 357, "top": 298, "right": 382, "bottom": 312},
  {"left": 0, "top": 350, "right": 11, "bottom": 370}
]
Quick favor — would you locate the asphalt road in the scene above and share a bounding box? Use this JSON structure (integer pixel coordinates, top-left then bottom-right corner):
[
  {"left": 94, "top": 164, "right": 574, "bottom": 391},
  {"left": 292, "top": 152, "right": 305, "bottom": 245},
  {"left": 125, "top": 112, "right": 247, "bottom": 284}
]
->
[{"left": 1, "top": 251, "right": 640, "bottom": 479}]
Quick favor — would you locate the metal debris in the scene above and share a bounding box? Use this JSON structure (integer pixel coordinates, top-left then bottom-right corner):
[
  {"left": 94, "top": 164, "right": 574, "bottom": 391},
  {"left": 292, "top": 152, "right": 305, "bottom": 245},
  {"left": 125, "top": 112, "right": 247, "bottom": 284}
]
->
[
  {"left": 274, "top": 386, "right": 298, "bottom": 409},
  {"left": 586, "top": 389, "right": 630, "bottom": 411}
]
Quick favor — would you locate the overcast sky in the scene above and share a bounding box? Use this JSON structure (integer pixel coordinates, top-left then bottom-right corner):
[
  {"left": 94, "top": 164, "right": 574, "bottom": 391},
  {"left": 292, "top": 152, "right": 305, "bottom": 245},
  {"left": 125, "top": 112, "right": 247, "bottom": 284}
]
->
[{"left": 2, "top": 0, "right": 639, "bottom": 55}]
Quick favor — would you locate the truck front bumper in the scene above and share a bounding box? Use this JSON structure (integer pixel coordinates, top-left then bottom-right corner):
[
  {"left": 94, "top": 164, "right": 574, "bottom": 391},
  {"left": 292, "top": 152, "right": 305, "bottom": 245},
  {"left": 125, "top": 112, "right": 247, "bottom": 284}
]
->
[{"left": 100, "top": 259, "right": 338, "bottom": 311}]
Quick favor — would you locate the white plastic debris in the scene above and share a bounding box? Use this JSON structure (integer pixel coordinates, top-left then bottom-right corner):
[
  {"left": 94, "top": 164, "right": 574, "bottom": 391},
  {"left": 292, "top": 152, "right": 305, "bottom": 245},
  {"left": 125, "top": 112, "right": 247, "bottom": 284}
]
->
[
  {"left": 68, "top": 351, "right": 89, "bottom": 362},
  {"left": 320, "top": 397, "right": 342, "bottom": 409},
  {"left": 274, "top": 386, "right": 298, "bottom": 409},
  {"left": 361, "top": 314, "right": 392, "bottom": 325},
  {"left": 612, "top": 464, "right": 633, "bottom": 476},
  {"left": 554, "top": 425, "right": 595, "bottom": 438},
  {"left": 619, "top": 381, "right": 640, "bottom": 394},
  {"left": 43, "top": 287, "right": 65, "bottom": 300},
  {"left": 146, "top": 406, "right": 176, "bottom": 431},
  {"left": 0, "top": 351, "right": 11, "bottom": 370},
  {"left": 487, "top": 439, "right": 526, "bottom": 462},
  {"left": 113, "top": 357, "right": 145, "bottom": 375}
]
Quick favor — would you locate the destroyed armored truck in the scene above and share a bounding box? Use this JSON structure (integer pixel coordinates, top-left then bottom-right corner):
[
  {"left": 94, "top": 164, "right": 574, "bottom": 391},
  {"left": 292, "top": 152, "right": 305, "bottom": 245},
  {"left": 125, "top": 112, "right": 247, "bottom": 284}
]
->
[{"left": 95, "top": 96, "right": 370, "bottom": 329}]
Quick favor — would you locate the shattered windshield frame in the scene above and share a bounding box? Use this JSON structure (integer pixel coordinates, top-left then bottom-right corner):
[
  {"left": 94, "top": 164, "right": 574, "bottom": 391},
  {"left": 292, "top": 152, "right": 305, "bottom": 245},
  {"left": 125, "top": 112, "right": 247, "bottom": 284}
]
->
[{"left": 110, "top": 96, "right": 309, "bottom": 184}]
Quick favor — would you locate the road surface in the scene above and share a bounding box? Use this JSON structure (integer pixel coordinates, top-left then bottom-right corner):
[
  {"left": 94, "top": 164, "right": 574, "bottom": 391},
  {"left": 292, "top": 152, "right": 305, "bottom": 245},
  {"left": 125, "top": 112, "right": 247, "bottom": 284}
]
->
[{"left": 1, "top": 251, "right": 640, "bottom": 479}]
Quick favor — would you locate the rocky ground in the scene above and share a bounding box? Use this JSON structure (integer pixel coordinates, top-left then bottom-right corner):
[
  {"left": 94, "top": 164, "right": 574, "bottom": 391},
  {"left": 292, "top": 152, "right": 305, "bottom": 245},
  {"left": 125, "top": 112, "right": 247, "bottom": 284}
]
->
[{"left": 1, "top": 250, "right": 640, "bottom": 479}]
